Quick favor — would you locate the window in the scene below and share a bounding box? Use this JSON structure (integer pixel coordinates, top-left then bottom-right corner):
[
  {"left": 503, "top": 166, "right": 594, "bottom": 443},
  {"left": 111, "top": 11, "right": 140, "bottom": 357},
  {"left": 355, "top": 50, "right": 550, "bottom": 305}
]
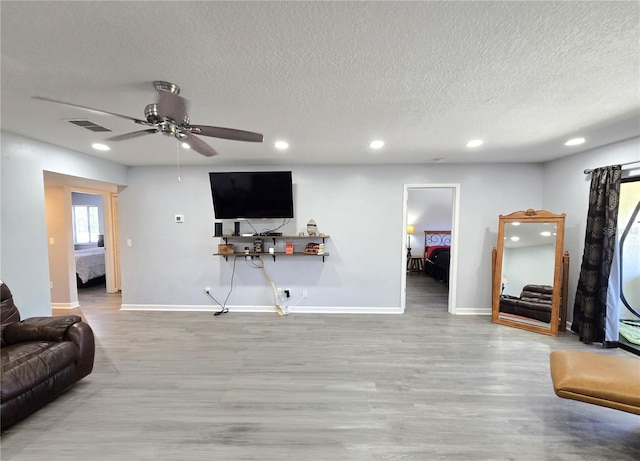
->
[{"left": 73, "top": 205, "right": 100, "bottom": 244}]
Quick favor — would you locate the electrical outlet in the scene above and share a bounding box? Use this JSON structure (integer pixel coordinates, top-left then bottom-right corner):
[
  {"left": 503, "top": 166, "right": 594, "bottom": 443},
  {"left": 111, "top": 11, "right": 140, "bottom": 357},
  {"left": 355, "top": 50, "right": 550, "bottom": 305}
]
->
[{"left": 204, "top": 287, "right": 211, "bottom": 294}]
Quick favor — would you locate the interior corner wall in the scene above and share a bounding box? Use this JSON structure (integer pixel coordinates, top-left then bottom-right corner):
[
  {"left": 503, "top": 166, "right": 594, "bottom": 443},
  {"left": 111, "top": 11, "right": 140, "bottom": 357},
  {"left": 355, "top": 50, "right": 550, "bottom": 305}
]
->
[
  {"left": 118, "top": 163, "right": 544, "bottom": 313},
  {"left": 542, "top": 136, "right": 640, "bottom": 324},
  {"left": 44, "top": 185, "right": 77, "bottom": 305},
  {"left": 0, "top": 131, "right": 128, "bottom": 318}
]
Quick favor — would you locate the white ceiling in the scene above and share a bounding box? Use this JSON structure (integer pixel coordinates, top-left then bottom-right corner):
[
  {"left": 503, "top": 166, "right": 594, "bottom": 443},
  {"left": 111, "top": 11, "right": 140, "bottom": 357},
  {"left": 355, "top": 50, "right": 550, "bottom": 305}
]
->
[{"left": 2, "top": 1, "right": 639, "bottom": 167}]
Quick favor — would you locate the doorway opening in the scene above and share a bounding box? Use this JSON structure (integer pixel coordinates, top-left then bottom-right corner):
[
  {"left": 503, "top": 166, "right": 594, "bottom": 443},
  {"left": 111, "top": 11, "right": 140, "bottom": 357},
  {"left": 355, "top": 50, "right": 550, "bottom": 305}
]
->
[
  {"left": 402, "top": 184, "right": 460, "bottom": 314},
  {"left": 44, "top": 172, "right": 121, "bottom": 309}
]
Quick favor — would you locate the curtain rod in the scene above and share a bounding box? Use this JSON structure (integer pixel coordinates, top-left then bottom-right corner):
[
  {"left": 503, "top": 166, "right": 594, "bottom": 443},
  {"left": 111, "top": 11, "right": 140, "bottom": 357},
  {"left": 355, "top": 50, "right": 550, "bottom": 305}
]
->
[{"left": 583, "top": 160, "right": 640, "bottom": 175}]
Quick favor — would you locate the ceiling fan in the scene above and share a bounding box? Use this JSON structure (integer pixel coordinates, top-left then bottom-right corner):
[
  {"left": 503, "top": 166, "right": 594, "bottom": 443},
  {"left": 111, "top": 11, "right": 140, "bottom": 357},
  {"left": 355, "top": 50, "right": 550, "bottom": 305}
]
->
[{"left": 33, "top": 81, "right": 263, "bottom": 157}]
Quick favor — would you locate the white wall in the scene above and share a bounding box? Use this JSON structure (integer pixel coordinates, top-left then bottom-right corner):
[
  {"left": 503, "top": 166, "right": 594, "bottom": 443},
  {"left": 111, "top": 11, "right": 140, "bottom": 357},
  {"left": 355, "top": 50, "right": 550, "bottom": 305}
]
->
[
  {"left": 0, "top": 132, "right": 128, "bottom": 318},
  {"left": 502, "top": 244, "right": 556, "bottom": 297},
  {"left": 45, "top": 185, "right": 77, "bottom": 305},
  {"left": 17, "top": 131, "right": 637, "bottom": 318},
  {"left": 118, "top": 163, "right": 544, "bottom": 313},
  {"left": 542, "top": 136, "right": 640, "bottom": 322}
]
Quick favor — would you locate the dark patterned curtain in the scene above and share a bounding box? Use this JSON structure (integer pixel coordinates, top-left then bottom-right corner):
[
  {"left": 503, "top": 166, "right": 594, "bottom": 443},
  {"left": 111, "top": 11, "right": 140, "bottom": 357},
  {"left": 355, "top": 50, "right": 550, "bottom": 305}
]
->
[{"left": 571, "top": 165, "right": 622, "bottom": 344}]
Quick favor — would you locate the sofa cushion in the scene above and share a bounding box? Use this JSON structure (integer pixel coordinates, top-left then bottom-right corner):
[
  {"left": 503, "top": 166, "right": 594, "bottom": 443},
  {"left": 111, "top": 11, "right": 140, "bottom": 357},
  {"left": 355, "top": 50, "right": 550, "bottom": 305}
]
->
[
  {"left": 517, "top": 299, "right": 552, "bottom": 313},
  {"left": 550, "top": 350, "right": 640, "bottom": 415},
  {"left": 1, "top": 341, "right": 79, "bottom": 401},
  {"left": 3, "top": 316, "right": 81, "bottom": 344}
]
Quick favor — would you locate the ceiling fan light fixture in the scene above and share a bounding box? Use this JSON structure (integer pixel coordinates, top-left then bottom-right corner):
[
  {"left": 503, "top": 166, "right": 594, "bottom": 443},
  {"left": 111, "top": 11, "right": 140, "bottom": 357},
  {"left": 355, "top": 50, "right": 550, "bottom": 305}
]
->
[
  {"left": 91, "top": 143, "right": 110, "bottom": 151},
  {"left": 34, "top": 82, "right": 262, "bottom": 158},
  {"left": 274, "top": 141, "right": 289, "bottom": 150},
  {"left": 370, "top": 140, "right": 384, "bottom": 149},
  {"left": 564, "top": 137, "right": 585, "bottom": 146}
]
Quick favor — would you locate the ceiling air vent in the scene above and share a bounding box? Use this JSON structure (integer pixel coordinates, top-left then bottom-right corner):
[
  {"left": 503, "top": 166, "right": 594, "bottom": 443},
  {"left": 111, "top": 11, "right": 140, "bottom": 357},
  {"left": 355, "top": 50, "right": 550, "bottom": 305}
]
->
[{"left": 66, "top": 119, "right": 112, "bottom": 133}]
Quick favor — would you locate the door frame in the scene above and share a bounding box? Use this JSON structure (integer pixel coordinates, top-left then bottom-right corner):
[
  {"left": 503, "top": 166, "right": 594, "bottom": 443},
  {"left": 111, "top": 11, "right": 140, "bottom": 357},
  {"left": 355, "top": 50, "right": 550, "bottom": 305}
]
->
[
  {"left": 401, "top": 183, "right": 460, "bottom": 314},
  {"left": 68, "top": 187, "right": 120, "bottom": 293}
]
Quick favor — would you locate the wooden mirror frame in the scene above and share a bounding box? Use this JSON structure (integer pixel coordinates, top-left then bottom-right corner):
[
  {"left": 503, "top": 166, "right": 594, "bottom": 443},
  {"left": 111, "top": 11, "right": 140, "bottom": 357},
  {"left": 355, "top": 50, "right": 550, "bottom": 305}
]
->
[{"left": 491, "top": 209, "right": 568, "bottom": 336}]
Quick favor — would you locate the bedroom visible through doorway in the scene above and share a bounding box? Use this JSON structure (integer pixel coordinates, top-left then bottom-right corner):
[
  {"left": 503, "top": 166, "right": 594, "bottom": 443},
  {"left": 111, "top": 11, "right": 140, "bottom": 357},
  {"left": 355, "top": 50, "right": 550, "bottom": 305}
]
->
[{"left": 403, "top": 184, "right": 459, "bottom": 314}]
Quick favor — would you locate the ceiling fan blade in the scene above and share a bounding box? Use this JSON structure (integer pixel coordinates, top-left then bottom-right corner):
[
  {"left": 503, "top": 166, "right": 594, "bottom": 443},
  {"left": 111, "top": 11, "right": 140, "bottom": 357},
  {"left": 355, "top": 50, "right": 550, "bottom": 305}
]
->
[
  {"left": 32, "top": 96, "right": 149, "bottom": 125},
  {"left": 181, "top": 132, "right": 218, "bottom": 157},
  {"left": 156, "top": 91, "right": 188, "bottom": 123},
  {"left": 189, "top": 125, "right": 264, "bottom": 143},
  {"left": 106, "top": 129, "right": 158, "bottom": 142}
]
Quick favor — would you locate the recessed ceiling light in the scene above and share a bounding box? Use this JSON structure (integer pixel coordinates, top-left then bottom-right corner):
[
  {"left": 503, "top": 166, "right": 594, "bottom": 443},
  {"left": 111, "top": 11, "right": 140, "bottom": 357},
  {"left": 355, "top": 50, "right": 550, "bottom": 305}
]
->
[
  {"left": 511, "top": 222, "right": 521, "bottom": 226},
  {"left": 466, "top": 139, "right": 483, "bottom": 148},
  {"left": 91, "top": 143, "right": 110, "bottom": 151},
  {"left": 274, "top": 141, "right": 289, "bottom": 150},
  {"left": 510, "top": 236, "right": 520, "bottom": 242},
  {"left": 540, "top": 231, "right": 552, "bottom": 237},
  {"left": 564, "top": 137, "right": 585, "bottom": 146},
  {"left": 181, "top": 142, "right": 191, "bottom": 149},
  {"left": 370, "top": 140, "right": 384, "bottom": 149}
]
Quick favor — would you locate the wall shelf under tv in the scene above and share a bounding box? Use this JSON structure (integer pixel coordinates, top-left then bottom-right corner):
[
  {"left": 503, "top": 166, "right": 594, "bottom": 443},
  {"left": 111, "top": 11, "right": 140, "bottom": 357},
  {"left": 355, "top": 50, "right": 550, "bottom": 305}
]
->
[{"left": 214, "top": 235, "right": 330, "bottom": 262}]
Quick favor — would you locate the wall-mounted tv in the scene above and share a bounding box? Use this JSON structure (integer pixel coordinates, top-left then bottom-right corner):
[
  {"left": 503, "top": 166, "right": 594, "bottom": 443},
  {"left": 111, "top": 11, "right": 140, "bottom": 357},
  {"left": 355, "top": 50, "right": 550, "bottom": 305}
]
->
[{"left": 209, "top": 171, "right": 294, "bottom": 219}]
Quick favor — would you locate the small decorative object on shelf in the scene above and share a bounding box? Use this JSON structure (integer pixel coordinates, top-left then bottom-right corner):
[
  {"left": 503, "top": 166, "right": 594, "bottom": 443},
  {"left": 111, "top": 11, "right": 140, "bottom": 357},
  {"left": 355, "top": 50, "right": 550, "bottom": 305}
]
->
[
  {"left": 253, "top": 238, "right": 263, "bottom": 253},
  {"left": 304, "top": 242, "right": 324, "bottom": 255},
  {"left": 307, "top": 219, "right": 317, "bottom": 236},
  {"left": 285, "top": 241, "right": 294, "bottom": 254},
  {"left": 218, "top": 244, "right": 234, "bottom": 255}
]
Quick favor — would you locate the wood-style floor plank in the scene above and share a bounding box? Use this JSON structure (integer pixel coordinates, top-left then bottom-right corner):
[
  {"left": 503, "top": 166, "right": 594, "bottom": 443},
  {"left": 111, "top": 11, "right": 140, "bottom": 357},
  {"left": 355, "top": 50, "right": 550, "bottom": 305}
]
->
[{"left": 1, "top": 275, "right": 638, "bottom": 460}]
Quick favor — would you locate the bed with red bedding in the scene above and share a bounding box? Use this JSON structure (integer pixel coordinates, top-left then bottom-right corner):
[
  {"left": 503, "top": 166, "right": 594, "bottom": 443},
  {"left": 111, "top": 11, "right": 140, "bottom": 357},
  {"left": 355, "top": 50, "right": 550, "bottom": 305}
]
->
[{"left": 424, "top": 230, "right": 451, "bottom": 283}]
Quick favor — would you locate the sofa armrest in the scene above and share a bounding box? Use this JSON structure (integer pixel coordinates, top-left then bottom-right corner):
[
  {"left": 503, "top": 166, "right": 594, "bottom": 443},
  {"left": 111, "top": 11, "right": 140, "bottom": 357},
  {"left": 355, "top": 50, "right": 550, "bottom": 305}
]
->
[
  {"left": 3, "top": 315, "right": 82, "bottom": 344},
  {"left": 499, "top": 297, "right": 519, "bottom": 308},
  {"left": 65, "top": 322, "right": 95, "bottom": 379}
]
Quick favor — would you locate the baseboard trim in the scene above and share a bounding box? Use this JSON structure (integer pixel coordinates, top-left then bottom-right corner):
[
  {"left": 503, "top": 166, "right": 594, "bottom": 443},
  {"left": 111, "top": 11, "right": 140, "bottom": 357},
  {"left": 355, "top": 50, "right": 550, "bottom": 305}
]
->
[
  {"left": 52, "top": 301, "right": 80, "bottom": 309},
  {"left": 120, "top": 304, "right": 404, "bottom": 315},
  {"left": 455, "top": 308, "right": 491, "bottom": 316}
]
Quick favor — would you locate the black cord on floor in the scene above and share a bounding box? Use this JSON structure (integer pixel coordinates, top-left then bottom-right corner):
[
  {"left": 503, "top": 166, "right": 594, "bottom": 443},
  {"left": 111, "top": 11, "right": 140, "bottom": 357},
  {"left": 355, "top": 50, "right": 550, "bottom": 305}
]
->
[
  {"left": 207, "top": 256, "right": 240, "bottom": 317},
  {"left": 213, "top": 305, "right": 229, "bottom": 316}
]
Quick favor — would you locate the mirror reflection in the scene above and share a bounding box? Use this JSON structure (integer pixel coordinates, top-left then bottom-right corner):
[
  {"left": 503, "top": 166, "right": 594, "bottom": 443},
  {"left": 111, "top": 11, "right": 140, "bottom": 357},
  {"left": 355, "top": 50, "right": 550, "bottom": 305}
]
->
[
  {"left": 498, "top": 222, "right": 557, "bottom": 329},
  {"left": 492, "top": 209, "right": 568, "bottom": 336}
]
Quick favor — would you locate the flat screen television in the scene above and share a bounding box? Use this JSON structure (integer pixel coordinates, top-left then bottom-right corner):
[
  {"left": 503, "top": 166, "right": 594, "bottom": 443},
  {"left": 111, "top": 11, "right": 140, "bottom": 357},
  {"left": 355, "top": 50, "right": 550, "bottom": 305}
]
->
[{"left": 209, "top": 171, "right": 294, "bottom": 219}]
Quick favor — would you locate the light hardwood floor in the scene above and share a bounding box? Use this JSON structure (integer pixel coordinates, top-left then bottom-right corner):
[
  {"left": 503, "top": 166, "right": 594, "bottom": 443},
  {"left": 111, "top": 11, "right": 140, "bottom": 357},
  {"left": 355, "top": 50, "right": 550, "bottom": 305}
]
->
[{"left": 1, "top": 275, "right": 639, "bottom": 460}]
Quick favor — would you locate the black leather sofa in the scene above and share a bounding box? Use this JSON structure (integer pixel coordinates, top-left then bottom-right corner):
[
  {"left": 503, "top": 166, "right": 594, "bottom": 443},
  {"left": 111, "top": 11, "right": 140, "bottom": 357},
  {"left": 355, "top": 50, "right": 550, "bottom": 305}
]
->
[
  {"left": 499, "top": 284, "right": 553, "bottom": 323},
  {"left": 1, "top": 281, "right": 95, "bottom": 430}
]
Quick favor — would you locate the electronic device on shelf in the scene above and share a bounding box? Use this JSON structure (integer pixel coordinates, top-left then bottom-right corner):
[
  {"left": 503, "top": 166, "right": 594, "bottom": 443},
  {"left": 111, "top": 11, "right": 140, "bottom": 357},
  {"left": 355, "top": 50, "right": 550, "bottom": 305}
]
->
[{"left": 261, "top": 232, "right": 283, "bottom": 236}]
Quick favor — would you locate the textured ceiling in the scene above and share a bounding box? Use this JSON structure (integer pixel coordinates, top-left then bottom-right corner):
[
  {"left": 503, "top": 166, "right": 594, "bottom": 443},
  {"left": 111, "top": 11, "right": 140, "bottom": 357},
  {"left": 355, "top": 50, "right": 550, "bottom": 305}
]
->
[{"left": 1, "top": 1, "right": 639, "bottom": 167}]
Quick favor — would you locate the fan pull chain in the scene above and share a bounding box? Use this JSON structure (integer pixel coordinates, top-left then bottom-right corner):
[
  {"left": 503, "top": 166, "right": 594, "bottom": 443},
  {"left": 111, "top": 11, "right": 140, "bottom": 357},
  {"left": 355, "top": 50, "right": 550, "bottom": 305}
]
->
[{"left": 176, "top": 140, "right": 181, "bottom": 182}]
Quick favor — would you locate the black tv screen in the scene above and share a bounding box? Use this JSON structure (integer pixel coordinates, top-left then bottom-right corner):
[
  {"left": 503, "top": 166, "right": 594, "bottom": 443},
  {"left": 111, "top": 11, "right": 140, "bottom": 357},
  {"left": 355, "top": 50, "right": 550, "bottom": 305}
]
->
[{"left": 209, "top": 171, "right": 294, "bottom": 219}]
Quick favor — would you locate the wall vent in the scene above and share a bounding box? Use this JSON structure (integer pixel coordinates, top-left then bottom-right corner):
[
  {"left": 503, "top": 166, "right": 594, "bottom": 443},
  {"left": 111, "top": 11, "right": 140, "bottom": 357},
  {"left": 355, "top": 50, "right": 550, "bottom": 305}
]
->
[{"left": 66, "top": 119, "right": 112, "bottom": 132}]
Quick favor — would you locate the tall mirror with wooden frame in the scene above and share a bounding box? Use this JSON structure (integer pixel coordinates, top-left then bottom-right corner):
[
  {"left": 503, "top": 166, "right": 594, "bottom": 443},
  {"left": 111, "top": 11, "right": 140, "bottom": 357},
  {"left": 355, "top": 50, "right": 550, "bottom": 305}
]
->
[{"left": 491, "top": 209, "right": 569, "bottom": 336}]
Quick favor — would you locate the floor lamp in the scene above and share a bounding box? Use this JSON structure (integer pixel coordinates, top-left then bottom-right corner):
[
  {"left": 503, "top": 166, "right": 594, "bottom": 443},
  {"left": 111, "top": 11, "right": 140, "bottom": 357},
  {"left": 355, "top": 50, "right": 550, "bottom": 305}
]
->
[{"left": 406, "top": 225, "right": 415, "bottom": 258}]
